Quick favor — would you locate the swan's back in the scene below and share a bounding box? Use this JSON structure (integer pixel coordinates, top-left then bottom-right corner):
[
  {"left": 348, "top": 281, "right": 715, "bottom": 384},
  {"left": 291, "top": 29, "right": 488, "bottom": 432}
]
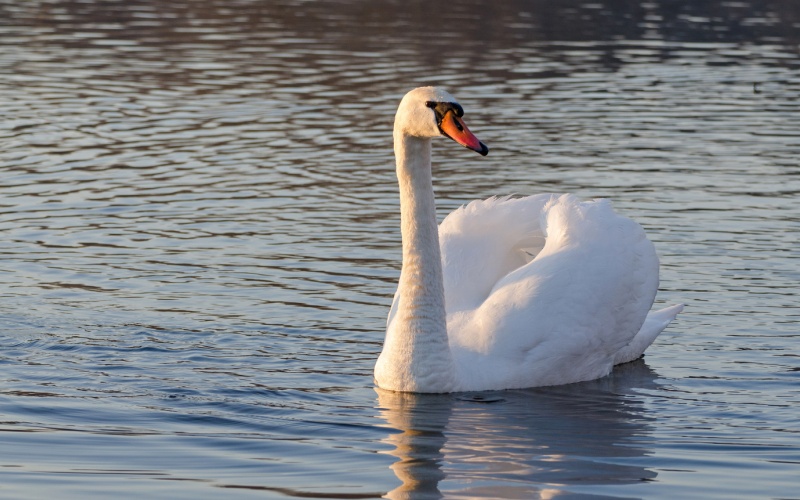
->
[{"left": 438, "top": 194, "right": 661, "bottom": 390}]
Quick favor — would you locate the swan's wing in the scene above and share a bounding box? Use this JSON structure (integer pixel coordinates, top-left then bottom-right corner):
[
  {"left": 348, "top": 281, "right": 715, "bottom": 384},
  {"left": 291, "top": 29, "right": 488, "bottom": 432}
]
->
[
  {"left": 439, "top": 194, "right": 555, "bottom": 313},
  {"left": 449, "top": 194, "right": 665, "bottom": 388},
  {"left": 613, "top": 303, "right": 684, "bottom": 365},
  {"left": 387, "top": 289, "right": 400, "bottom": 329},
  {"left": 389, "top": 194, "right": 551, "bottom": 332}
]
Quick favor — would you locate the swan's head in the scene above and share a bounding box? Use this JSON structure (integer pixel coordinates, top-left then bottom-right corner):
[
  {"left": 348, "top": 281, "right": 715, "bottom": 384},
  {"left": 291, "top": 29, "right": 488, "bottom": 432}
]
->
[{"left": 395, "top": 87, "right": 489, "bottom": 156}]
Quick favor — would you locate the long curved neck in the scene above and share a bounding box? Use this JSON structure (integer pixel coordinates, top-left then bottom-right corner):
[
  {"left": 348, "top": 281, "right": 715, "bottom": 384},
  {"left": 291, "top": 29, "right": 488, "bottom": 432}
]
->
[
  {"left": 379, "top": 132, "right": 454, "bottom": 392},
  {"left": 395, "top": 135, "right": 447, "bottom": 333}
]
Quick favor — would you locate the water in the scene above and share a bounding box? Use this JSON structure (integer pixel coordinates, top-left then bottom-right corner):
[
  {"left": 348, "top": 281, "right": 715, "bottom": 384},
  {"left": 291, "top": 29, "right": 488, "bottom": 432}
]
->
[{"left": 1, "top": 0, "right": 798, "bottom": 498}]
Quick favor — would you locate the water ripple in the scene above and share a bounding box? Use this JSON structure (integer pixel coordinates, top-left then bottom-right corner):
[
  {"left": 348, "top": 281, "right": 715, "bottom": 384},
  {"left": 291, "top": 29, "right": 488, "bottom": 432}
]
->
[{"left": 1, "top": 0, "right": 799, "bottom": 498}]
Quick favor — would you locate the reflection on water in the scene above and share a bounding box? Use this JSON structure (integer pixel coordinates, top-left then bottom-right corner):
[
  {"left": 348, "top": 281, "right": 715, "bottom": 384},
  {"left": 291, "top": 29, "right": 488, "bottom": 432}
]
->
[
  {"left": 379, "top": 392, "right": 450, "bottom": 499},
  {"left": 378, "top": 361, "right": 660, "bottom": 499},
  {"left": 1, "top": 0, "right": 799, "bottom": 498}
]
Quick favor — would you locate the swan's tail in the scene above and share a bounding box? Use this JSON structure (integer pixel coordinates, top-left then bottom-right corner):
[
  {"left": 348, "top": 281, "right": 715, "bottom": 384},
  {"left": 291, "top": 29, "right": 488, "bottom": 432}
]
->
[{"left": 613, "top": 304, "right": 684, "bottom": 365}]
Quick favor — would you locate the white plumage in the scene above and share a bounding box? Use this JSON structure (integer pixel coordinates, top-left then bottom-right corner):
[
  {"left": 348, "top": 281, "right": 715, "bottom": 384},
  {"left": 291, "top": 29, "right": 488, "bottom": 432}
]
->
[{"left": 374, "top": 87, "right": 682, "bottom": 393}]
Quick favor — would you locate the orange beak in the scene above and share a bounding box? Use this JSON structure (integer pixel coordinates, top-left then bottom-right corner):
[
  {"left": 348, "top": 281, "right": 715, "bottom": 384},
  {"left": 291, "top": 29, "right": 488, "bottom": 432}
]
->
[{"left": 439, "top": 110, "right": 489, "bottom": 156}]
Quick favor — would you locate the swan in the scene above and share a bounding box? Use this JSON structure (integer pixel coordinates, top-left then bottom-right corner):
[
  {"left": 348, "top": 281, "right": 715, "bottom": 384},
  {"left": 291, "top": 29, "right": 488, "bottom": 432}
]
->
[{"left": 374, "top": 86, "right": 683, "bottom": 393}]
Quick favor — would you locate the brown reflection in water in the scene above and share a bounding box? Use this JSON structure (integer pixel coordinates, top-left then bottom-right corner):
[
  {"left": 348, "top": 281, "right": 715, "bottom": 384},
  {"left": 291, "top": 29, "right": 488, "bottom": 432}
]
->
[{"left": 2, "top": 0, "right": 799, "bottom": 88}]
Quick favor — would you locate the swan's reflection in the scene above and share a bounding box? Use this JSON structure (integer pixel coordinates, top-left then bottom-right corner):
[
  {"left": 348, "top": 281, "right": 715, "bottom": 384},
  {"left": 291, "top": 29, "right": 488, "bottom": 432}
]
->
[{"left": 377, "top": 360, "right": 660, "bottom": 499}]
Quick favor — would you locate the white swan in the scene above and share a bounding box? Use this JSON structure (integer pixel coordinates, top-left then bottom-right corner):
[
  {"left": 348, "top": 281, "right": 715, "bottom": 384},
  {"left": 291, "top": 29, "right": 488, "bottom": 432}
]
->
[{"left": 374, "top": 86, "right": 683, "bottom": 393}]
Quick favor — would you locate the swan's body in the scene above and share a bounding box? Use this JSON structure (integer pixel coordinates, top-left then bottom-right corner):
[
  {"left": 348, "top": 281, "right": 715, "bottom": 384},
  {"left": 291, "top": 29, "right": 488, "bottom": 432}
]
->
[{"left": 374, "top": 87, "right": 682, "bottom": 393}]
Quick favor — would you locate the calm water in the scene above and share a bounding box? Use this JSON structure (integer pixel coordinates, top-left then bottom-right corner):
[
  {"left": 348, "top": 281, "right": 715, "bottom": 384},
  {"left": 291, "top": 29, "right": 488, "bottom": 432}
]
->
[{"left": 1, "top": 0, "right": 799, "bottom": 498}]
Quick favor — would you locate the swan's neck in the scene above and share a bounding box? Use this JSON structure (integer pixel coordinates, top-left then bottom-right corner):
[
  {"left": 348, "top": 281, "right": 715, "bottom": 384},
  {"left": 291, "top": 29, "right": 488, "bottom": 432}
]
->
[
  {"left": 395, "top": 136, "right": 447, "bottom": 335},
  {"left": 376, "top": 133, "right": 455, "bottom": 392}
]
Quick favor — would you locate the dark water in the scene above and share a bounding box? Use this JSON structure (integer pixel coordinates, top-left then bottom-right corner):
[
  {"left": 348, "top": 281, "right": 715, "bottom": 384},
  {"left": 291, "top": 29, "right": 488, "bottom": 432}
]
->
[{"left": 1, "top": 1, "right": 799, "bottom": 498}]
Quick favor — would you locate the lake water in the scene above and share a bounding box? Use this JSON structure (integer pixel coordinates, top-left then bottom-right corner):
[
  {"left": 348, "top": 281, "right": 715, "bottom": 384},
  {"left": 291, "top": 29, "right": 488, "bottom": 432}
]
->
[{"left": 1, "top": 0, "right": 798, "bottom": 498}]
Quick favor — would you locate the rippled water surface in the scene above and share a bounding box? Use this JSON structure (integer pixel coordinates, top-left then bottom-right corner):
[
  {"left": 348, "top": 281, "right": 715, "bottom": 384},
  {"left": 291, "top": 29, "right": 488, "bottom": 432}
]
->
[{"left": 1, "top": 1, "right": 799, "bottom": 498}]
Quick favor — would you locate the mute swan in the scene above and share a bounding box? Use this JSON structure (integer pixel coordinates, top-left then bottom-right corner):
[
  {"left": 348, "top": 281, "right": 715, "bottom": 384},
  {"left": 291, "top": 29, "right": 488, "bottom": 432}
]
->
[{"left": 374, "top": 86, "right": 683, "bottom": 393}]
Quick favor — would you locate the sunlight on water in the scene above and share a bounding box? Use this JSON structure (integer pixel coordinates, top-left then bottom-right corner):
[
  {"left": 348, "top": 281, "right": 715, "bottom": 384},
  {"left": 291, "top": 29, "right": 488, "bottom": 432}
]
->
[{"left": 1, "top": 0, "right": 799, "bottom": 498}]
